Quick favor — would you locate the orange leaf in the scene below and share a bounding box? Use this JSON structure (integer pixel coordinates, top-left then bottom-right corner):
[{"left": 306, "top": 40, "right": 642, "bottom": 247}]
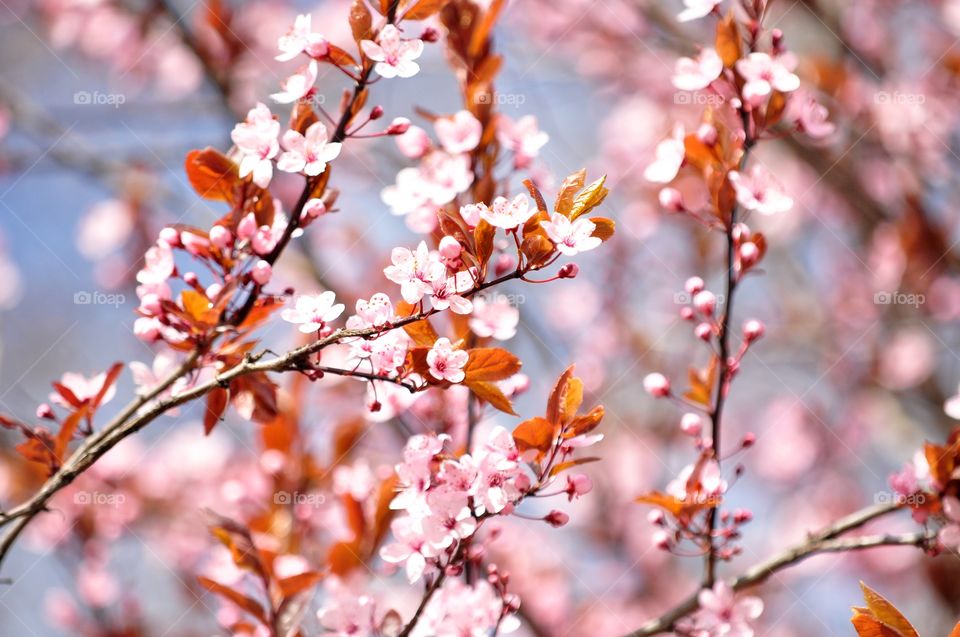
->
[
  {"left": 473, "top": 219, "right": 495, "bottom": 270},
  {"left": 204, "top": 387, "right": 229, "bottom": 435},
  {"left": 715, "top": 11, "right": 741, "bottom": 67},
  {"left": 185, "top": 148, "right": 239, "bottom": 201},
  {"left": 403, "top": 0, "right": 447, "bottom": 20},
  {"left": 463, "top": 348, "right": 522, "bottom": 382},
  {"left": 465, "top": 380, "right": 516, "bottom": 415},
  {"left": 349, "top": 0, "right": 373, "bottom": 43},
  {"left": 549, "top": 456, "right": 601, "bottom": 477},
  {"left": 590, "top": 217, "right": 616, "bottom": 242},
  {"left": 858, "top": 582, "right": 919, "bottom": 637},
  {"left": 634, "top": 491, "right": 686, "bottom": 518},
  {"left": 197, "top": 576, "right": 269, "bottom": 625},
  {"left": 277, "top": 571, "right": 324, "bottom": 598},
  {"left": 512, "top": 416, "right": 555, "bottom": 458},
  {"left": 554, "top": 169, "right": 587, "bottom": 215},
  {"left": 568, "top": 175, "right": 608, "bottom": 220},
  {"left": 565, "top": 405, "right": 605, "bottom": 438},
  {"left": 182, "top": 290, "right": 216, "bottom": 326}
]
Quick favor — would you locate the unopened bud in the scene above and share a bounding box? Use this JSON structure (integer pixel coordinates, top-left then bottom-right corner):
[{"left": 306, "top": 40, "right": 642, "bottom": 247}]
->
[
  {"left": 387, "top": 117, "right": 411, "bottom": 134},
  {"left": 251, "top": 260, "right": 272, "bottom": 285},
  {"left": 158, "top": 227, "right": 180, "bottom": 248},
  {"left": 544, "top": 510, "right": 569, "bottom": 527},
  {"left": 742, "top": 319, "right": 765, "bottom": 343},
  {"left": 739, "top": 241, "right": 760, "bottom": 268},
  {"left": 697, "top": 123, "right": 718, "bottom": 146},
  {"left": 685, "top": 276, "right": 705, "bottom": 295},
  {"left": 36, "top": 403, "right": 55, "bottom": 420},
  {"left": 680, "top": 412, "right": 702, "bottom": 436},
  {"left": 420, "top": 26, "right": 440, "bottom": 42},
  {"left": 694, "top": 322, "right": 713, "bottom": 341},
  {"left": 558, "top": 263, "right": 579, "bottom": 279},
  {"left": 369, "top": 105, "right": 384, "bottom": 120},
  {"left": 658, "top": 187, "right": 684, "bottom": 212},
  {"left": 643, "top": 373, "right": 671, "bottom": 398},
  {"left": 694, "top": 290, "right": 717, "bottom": 315}
]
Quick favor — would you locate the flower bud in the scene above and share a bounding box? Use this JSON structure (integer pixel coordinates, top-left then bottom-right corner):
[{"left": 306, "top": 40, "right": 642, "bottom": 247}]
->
[
  {"left": 697, "top": 123, "right": 718, "bottom": 146},
  {"left": 565, "top": 474, "right": 593, "bottom": 500},
  {"left": 251, "top": 260, "right": 273, "bottom": 285},
  {"left": 558, "top": 263, "right": 580, "bottom": 279},
  {"left": 680, "top": 306, "right": 695, "bottom": 320},
  {"left": 652, "top": 529, "right": 671, "bottom": 550},
  {"left": 369, "top": 105, "right": 384, "bottom": 120},
  {"left": 647, "top": 509, "right": 665, "bottom": 525},
  {"left": 694, "top": 290, "right": 717, "bottom": 315},
  {"left": 680, "top": 412, "right": 702, "bottom": 436},
  {"left": 36, "top": 403, "right": 55, "bottom": 420},
  {"left": 695, "top": 322, "right": 713, "bottom": 341},
  {"left": 237, "top": 213, "right": 258, "bottom": 241},
  {"left": 742, "top": 319, "right": 765, "bottom": 343},
  {"left": 494, "top": 254, "right": 515, "bottom": 277},
  {"left": 158, "top": 227, "right": 180, "bottom": 248},
  {"left": 643, "top": 372, "right": 671, "bottom": 398},
  {"left": 739, "top": 241, "right": 760, "bottom": 268},
  {"left": 183, "top": 272, "right": 199, "bottom": 287},
  {"left": 685, "top": 276, "right": 705, "bottom": 295},
  {"left": 209, "top": 225, "right": 232, "bottom": 249},
  {"left": 544, "top": 510, "right": 570, "bottom": 528},
  {"left": 420, "top": 26, "right": 440, "bottom": 42},
  {"left": 438, "top": 236, "right": 462, "bottom": 260},
  {"left": 741, "top": 432, "right": 756, "bottom": 448},
  {"left": 387, "top": 117, "right": 411, "bottom": 135},
  {"left": 658, "top": 187, "right": 684, "bottom": 212}
]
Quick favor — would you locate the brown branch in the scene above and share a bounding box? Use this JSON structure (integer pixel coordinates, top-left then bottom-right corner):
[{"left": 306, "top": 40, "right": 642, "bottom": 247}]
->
[{"left": 623, "top": 502, "right": 926, "bottom": 636}]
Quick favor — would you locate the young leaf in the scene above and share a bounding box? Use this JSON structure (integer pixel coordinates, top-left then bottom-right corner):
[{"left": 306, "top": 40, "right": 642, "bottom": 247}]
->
[
  {"left": 512, "top": 417, "right": 555, "bottom": 458},
  {"left": 555, "top": 169, "right": 587, "bottom": 215},
  {"left": 465, "top": 380, "right": 517, "bottom": 415},
  {"left": 568, "top": 175, "right": 609, "bottom": 220},
  {"left": 185, "top": 148, "right": 239, "bottom": 202},
  {"left": 463, "top": 348, "right": 522, "bottom": 382},
  {"left": 857, "top": 582, "right": 919, "bottom": 637},
  {"left": 197, "top": 576, "right": 269, "bottom": 625},
  {"left": 715, "top": 11, "right": 741, "bottom": 67},
  {"left": 204, "top": 387, "right": 229, "bottom": 435}
]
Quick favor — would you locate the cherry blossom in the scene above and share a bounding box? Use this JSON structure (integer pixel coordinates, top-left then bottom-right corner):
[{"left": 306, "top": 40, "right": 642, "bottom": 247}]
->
[
  {"left": 275, "top": 14, "right": 329, "bottom": 62},
  {"left": 673, "top": 48, "right": 724, "bottom": 91},
  {"left": 270, "top": 59, "right": 319, "bottom": 104},
  {"left": 644, "top": 125, "right": 685, "bottom": 183},
  {"left": 360, "top": 25, "right": 424, "bottom": 79},
  {"left": 418, "top": 579, "right": 520, "bottom": 636},
  {"left": 788, "top": 92, "right": 836, "bottom": 139},
  {"left": 383, "top": 241, "right": 445, "bottom": 304},
  {"left": 691, "top": 582, "right": 764, "bottom": 637},
  {"left": 728, "top": 166, "right": 794, "bottom": 215},
  {"left": 277, "top": 121, "right": 342, "bottom": 176},
  {"left": 480, "top": 194, "right": 534, "bottom": 230},
  {"left": 736, "top": 52, "right": 800, "bottom": 106},
  {"left": 435, "top": 110, "right": 482, "bottom": 154},
  {"left": 497, "top": 115, "right": 549, "bottom": 168},
  {"left": 677, "top": 0, "right": 721, "bottom": 22},
  {"left": 137, "top": 242, "right": 175, "bottom": 285},
  {"left": 379, "top": 515, "right": 439, "bottom": 583},
  {"left": 396, "top": 125, "right": 432, "bottom": 158},
  {"left": 469, "top": 295, "right": 519, "bottom": 340},
  {"left": 429, "top": 270, "right": 475, "bottom": 315},
  {"left": 540, "top": 213, "right": 602, "bottom": 256},
  {"left": 231, "top": 102, "right": 280, "bottom": 188},
  {"left": 280, "top": 291, "right": 345, "bottom": 333},
  {"left": 426, "top": 337, "right": 469, "bottom": 383},
  {"left": 938, "top": 496, "right": 960, "bottom": 551}
]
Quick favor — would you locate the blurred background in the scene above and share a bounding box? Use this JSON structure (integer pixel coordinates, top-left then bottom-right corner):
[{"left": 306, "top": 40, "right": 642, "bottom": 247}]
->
[{"left": 1, "top": 0, "right": 960, "bottom": 635}]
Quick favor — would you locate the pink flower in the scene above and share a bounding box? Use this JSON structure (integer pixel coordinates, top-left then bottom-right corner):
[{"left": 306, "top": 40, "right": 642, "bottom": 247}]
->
[
  {"left": 137, "top": 242, "right": 175, "bottom": 284},
  {"left": 317, "top": 591, "right": 377, "bottom": 637},
  {"left": 480, "top": 194, "right": 534, "bottom": 230},
  {"left": 694, "top": 582, "right": 763, "bottom": 637},
  {"left": 736, "top": 52, "right": 800, "bottom": 106},
  {"left": 281, "top": 291, "right": 345, "bottom": 333},
  {"left": 540, "top": 213, "right": 602, "bottom": 256},
  {"left": 379, "top": 516, "right": 438, "bottom": 582},
  {"left": 673, "top": 48, "right": 724, "bottom": 91},
  {"left": 728, "top": 166, "right": 794, "bottom": 215},
  {"left": 939, "top": 496, "right": 960, "bottom": 551},
  {"left": 396, "top": 125, "right": 432, "bottom": 158},
  {"left": 349, "top": 293, "right": 395, "bottom": 328},
  {"left": 435, "top": 110, "right": 482, "bottom": 154},
  {"left": 275, "top": 14, "right": 329, "bottom": 62},
  {"left": 231, "top": 102, "right": 280, "bottom": 188},
  {"left": 459, "top": 202, "right": 485, "bottom": 227},
  {"left": 384, "top": 241, "right": 445, "bottom": 304},
  {"left": 497, "top": 115, "right": 549, "bottom": 168},
  {"left": 270, "top": 59, "right": 319, "bottom": 104},
  {"left": 644, "top": 125, "right": 685, "bottom": 183},
  {"left": 429, "top": 270, "right": 475, "bottom": 315},
  {"left": 426, "top": 337, "right": 469, "bottom": 383},
  {"left": 469, "top": 295, "right": 519, "bottom": 340},
  {"left": 277, "top": 121, "right": 342, "bottom": 176},
  {"left": 360, "top": 25, "right": 423, "bottom": 79},
  {"left": 788, "top": 93, "right": 836, "bottom": 139},
  {"left": 677, "top": 0, "right": 720, "bottom": 22}
]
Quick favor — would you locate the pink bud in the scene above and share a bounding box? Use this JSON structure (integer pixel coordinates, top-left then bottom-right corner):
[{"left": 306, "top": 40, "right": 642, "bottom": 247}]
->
[
  {"left": 694, "top": 322, "right": 712, "bottom": 341},
  {"left": 565, "top": 474, "right": 593, "bottom": 500},
  {"left": 237, "top": 213, "right": 258, "bottom": 241},
  {"left": 558, "top": 263, "right": 579, "bottom": 279},
  {"left": 36, "top": 403, "right": 55, "bottom": 420},
  {"left": 680, "top": 306, "right": 695, "bottom": 320},
  {"left": 206, "top": 283, "right": 223, "bottom": 299},
  {"left": 742, "top": 432, "right": 756, "bottom": 448},
  {"left": 643, "top": 373, "right": 671, "bottom": 398},
  {"left": 685, "top": 276, "right": 705, "bottom": 295},
  {"left": 387, "top": 117, "right": 411, "bottom": 135},
  {"left": 369, "top": 105, "right": 384, "bottom": 120},
  {"left": 739, "top": 241, "right": 759, "bottom": 268},
  {"left": 180, "top": 231, "right": 210, "bottom": 256},
  {"left": 658, "top": 187, "right": 684, "bottom": 212},
  {"left": 544, "top": 510, "right": 569, "bottom": 527},
  {"left": 652, "top": 529, "right": 671, "bottom": 550},
  {"left": 251, "top": 260, "right": 272, "bottom": 285},
  {"left": 133, "top": 317, "right": 161, "bottom": 342},
  {"left": 396, "top": 126, "right": 432, "bottom": 158},
  {"left": 694, "top": 290, "right": 716, "bottom": 316},
  {"left": 302, "top": 198, "right": 327, "bottom": 221},
  {"left": 494, "top": 254, "right": 516, "bottom": 277},
  {"left": 733, "top": 508, "right": 753, "bottom": 524},
  {"left": 305, "top": 37, "right": 330, "bottom": 58},
  {"left": 742, "top": 319, "right": 765, "bottom": 343},
  {"left": 697, "top": 123, "right": 718, "bottom": 146},
  {"left": 183, "top": 272, "right": 199, "bottom": 287},
  {"left": 209, "top": 225, "right": 232, "bottom": 249},
  {"left": 438, "top": 236, "right": 462, "bottom": 260},
  {"left": 139, "top": 294, "right": 162, "bottom": 316},
  {"left": 680, "top": 412, "right": 702, "bottom": 436},
  {"left": 420, "top": 26, "right": 440, "bottom": 42},
  {"left": 158, "top": 227, "right": 180, "bottom": 248},
  {"left": 647, "top": 509, "right": 665, "bottom": 526}
]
